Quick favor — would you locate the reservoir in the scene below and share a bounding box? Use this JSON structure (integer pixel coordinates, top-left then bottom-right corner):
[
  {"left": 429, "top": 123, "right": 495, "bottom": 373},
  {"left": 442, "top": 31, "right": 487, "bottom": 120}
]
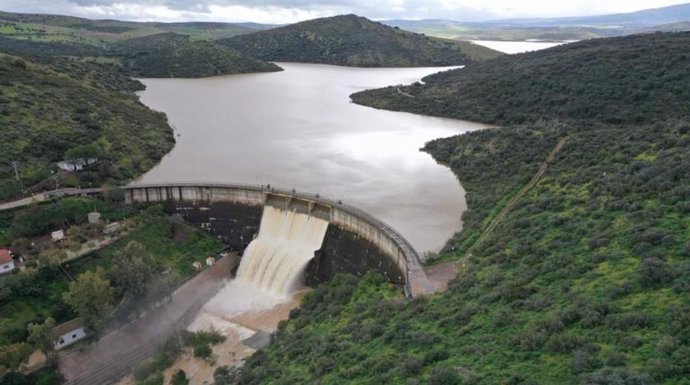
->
[{"left": 137, "top": 63, "right": 489, "bottom": 254}]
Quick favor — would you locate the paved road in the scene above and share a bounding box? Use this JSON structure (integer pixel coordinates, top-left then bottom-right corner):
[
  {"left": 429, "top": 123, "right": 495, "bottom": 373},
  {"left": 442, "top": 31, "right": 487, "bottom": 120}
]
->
[
  {"left": 0, "top": 188, "right": 102, "bottom": 211},
  {"left": 0, "top": 193, "right": 47, "bottom": 210}
]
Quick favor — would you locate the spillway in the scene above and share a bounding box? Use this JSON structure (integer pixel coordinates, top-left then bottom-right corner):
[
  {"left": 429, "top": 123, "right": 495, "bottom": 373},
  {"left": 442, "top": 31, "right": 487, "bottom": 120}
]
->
[{"left": 235, "top": 204, "right": 330, "bottom": 297}]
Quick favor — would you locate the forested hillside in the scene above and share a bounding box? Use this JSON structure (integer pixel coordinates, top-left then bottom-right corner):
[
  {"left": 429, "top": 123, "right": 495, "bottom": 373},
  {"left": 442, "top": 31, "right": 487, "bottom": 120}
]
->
[
  {"left": 0, "top": 53, "right": 174, "bottom": 199},
  {"left": 220, "top": 14, "right": 501, "bottom": 67},
  {"left": 351, "top": 32, "right": 690, "bottom": 125},
  {"left": 110, "top": 33, "right": 281, "bottom": 78},
  {"left": 231, "top": 32, "right": 690, "bottom": 385}
]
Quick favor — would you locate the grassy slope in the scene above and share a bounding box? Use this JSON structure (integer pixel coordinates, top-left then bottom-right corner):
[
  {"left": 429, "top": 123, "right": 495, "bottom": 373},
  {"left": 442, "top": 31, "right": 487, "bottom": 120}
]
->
[
  {"left": 236, "top": 32, "right": 690, "bottom": 384},
  {"left": 220, "top": 14, "right": 501, "bottom": 67},
  {"left": 110, "top": 33, "right": 281, "bottom": 78},
  {"left": 0, "top": 53, "right": 174, "bottom": 199},
  {"left": 0, "top": 11, "right": 256, "bottom": 44}
]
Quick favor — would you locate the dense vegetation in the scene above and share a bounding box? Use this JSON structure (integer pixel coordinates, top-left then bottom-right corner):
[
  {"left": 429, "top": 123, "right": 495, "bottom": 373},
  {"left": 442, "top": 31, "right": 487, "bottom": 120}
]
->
[
  {"left": 351, "top": 32, "right": 690, "bottom": 125},
  {"left": 220, "top": 14, "right": 501, "bottom": 67},
  {"left": 0, "top": 52, "right": 175, "bottom": 199},
  {"left": 110, "top": 33, "right": 281, "bottom": 78},
  {"left": 236, "top": 32, "right": 690, "bottom": 384}
]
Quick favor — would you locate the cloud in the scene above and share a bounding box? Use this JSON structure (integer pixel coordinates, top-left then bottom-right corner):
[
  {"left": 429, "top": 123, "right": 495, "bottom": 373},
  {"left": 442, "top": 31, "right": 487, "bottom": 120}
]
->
[{"left": 1, "top": 0, "right": 689, "bottom": 23}]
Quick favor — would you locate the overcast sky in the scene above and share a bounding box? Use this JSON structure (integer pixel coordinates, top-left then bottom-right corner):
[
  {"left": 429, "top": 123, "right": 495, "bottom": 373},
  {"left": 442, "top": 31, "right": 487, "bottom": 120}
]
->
[{"left": 2, "top": 0, "right": 689, "bottom": 24}]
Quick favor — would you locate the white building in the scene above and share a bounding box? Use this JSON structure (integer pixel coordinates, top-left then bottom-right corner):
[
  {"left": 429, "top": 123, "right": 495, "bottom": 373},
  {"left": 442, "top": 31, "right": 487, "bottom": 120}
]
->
[
  {"left": 54, "top": 319, "right": 87, "bottom": 350},
  {"left": 51, "top": 229, "right": 65, "bottom": 242},
  {"left": 57, "top": 158, "right": 98, "bottom": 172},
  {"left": 0, "top": 249, "right": 14, "bottom": 274}
]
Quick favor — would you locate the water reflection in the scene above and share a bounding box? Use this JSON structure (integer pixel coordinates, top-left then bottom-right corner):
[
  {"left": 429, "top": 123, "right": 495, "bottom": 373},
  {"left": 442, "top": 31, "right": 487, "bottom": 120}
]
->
[{"left": 137, "top": 63, "right": 489, "bottom": 253}]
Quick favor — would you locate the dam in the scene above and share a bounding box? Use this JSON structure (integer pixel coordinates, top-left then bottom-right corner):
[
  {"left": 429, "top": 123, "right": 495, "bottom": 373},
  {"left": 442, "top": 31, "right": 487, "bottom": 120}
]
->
[
  {"left": 54, "top": 182, "right": 436, "bottom": 384},
  {"left": 124, "top": 182, "right": 436, "bottom": 297}
]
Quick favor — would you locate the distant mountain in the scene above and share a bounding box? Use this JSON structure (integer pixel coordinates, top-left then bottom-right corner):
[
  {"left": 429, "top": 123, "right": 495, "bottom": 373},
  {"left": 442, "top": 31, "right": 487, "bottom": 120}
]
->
[
  {"left": 384, "top": 3, "right": 690, "bottom": 41},
  {"left": 489, "top": 3, "right": 690, "bottom": 27},
  {"left": 110, "top": 33, "right": 281, "bottom": 78},
  {"left": 645, "top": 20, "right": 690, "bottom": 32},
  {"left": 219, "top": 14, "right": 502, "bottom": 67}
]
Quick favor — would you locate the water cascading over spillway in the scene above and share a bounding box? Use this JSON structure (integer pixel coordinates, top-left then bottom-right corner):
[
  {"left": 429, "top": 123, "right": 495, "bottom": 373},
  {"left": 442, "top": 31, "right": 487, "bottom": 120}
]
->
[{"left": 235, "top": 204, "right": 329, "bottom": 297}]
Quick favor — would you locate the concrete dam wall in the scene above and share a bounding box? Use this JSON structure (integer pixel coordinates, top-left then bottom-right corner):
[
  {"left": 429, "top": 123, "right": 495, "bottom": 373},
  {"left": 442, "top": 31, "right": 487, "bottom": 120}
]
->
[{"left": 123, "top": 183, "right": 435, "bottom": 297}]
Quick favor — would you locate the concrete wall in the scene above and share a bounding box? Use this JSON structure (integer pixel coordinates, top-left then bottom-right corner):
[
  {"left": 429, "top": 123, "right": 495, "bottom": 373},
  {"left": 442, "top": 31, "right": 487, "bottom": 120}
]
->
[{"left": 123, "top": 183, "right": 434, "bottom": 296}]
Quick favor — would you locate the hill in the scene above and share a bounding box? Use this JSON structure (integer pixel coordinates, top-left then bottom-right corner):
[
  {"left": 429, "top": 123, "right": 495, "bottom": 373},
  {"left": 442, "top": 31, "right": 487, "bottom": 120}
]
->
[
  {"left": 0, "top": 53, "right": 174, "bottom": 200},
  {"left": 110, "top": 33, "right": 281, "bottom": 78},
  {"left": 219, "top": 14, "right": 502, "bottom": 67},
  {"left": 0, "top": 11, "right": 259, "bottom": 44},
  {"left": 231, "top": 32, "right": 690, "bottom": 384},
  {"left": 351, "top": 32, "right": 690, "bottom": 125},
  {"left": 497, "top": 2, "right": 690, "bottom": 27},
  {"left": 384, "top": 3, "right": 690, "bottom": 41},
  {"left": 382, "top": 19, "right": 616, "bottom": 41}
]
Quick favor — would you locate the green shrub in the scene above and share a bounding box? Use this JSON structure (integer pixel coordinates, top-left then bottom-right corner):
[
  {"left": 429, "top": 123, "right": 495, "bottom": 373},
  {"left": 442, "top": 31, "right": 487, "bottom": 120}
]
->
[
  {"left": 138, "top": 373, "right": 164, "bottom": 385},
  {"left": 428, "top": 367, "right": 461, "bottom": 385},
  {"left": 581, "top": 368, "right": 652, "bottom": 385},
  {"left": 170, "top": 369, "right": 188, "bottom": 385},
  {"left": 193, "top": 344, "right": 212, "bottom": 359}
]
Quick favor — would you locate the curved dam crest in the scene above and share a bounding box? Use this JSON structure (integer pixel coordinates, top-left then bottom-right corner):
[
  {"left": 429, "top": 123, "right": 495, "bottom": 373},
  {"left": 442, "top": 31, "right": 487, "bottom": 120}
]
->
[{"left": 124, "top": 183, "right": 437, "bottom": 297}]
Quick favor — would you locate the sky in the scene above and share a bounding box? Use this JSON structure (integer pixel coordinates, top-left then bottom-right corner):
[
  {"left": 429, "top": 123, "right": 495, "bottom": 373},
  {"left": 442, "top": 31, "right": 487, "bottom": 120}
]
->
[{"left": 2, "top": 0, "right": 689, "bottom": 24}]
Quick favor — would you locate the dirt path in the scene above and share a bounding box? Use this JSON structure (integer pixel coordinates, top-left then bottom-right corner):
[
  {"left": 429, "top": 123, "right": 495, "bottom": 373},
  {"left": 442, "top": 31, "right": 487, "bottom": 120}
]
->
[
  {"left": 396, "top": 87, "right": 415, "bottom": 98},
  {"left": 426, "top": 137, "right": 568, "bottom": 293},
  {"left": 469, "top": 137, "right": 568, "bottom": 252}
]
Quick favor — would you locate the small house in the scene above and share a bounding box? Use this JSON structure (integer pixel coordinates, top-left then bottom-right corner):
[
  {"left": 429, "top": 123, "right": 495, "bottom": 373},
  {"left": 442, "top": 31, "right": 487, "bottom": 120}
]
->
[
  {"left": 57, "top": 158, "right": 98, "bottom": 172},
  {"left": 0, "top": 249, "right": 15, "bottom": 274},
  {"left": 54, "top": 318, "right": 87, "bottom": 350},
  {"left": 87, "top": 212, "right": 101, "bottom": 224},
  {"left": 192, "top": 261, "right": 203, "bottom": 270},
  {"left": 206, "top": 256, "right": 215, "bottom": 266},
  {"left": 51, "top": 230, "right": 65, "bottom": 242}
]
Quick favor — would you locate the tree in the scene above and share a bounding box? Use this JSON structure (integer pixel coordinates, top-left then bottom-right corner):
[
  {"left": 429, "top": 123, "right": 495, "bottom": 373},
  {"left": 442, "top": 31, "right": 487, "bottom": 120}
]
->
[
  {"left": 64, "top": 144, "right": 100, "bottom": 169},
  {"left": 214, "top": 366, "right": 239, "bottom": 385},
  {"left": 62, "top": 268, "right": 114, "bottom": 333},
  {"left": 171, "top": 369, "right": 189, "bottom": 385},
  {"left": 145, "top": 272, "right": 179, "bottom": 308},
  {"left": 0, "top": 343, "right": 33, "bottom": 374},
  {"left": 38, "top": 249, "right": 67, "bottom": 270},
  {"left": 112, "top": 241, "right": 155, "bottom": 311},
  {"left": 27, "top": 317, "right": 57, "bottom": 357},
  {"left": 10, "top": 237, "right": 32, "bottom": 257}
]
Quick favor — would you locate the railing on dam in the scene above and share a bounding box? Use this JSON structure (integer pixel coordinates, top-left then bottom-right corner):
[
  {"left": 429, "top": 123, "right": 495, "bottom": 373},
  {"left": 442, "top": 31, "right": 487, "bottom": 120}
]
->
[{"left": 13, "top": 182, "right": 436, "bottom": 296}]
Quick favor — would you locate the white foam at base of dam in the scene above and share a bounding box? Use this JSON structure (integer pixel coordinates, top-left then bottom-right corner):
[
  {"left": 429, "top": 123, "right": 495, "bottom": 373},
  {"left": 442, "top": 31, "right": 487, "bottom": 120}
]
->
[{"left": 235, "top": 205, "right": 329, "bottom": 297}]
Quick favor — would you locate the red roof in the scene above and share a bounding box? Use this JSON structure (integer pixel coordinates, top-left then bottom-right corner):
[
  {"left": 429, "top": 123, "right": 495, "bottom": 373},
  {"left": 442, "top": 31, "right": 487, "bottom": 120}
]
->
[{"left": 0, "top": 249, "right": 12, "bottom": 264}]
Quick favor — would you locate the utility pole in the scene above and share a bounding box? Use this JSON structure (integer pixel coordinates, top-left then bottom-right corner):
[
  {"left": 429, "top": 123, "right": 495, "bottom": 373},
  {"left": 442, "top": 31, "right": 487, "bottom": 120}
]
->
[{"left": 8, "top": 161, "right": 19, "bottom": 181}]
